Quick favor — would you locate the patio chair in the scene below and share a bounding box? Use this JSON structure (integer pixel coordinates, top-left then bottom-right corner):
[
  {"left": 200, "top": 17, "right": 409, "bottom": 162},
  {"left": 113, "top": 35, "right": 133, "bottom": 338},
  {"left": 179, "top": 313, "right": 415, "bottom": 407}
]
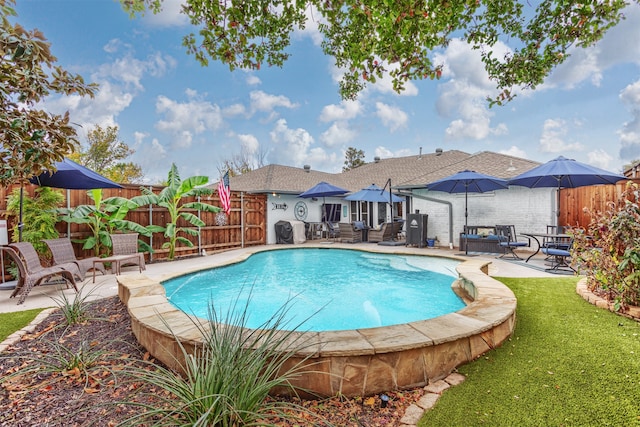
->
[
  {"left": 44, "top": 238, "right": 106, "bottom": 281},
  {"left": 325, "top": 222, "right": 340, "bottom": 240},
  {"left": 368, "top": 223, "right": 395, "bottom": 243},
  {"left": 496, "top": 225, "right": 530, "bottom": 260},
  {"left": 6, "top": 242, "right": 79, "bottom": 304},
  {"left": 338, "top": 223, "right": 362, "bottom": 243},
  {"left": 541, "top": 237, "right": 575, "bottom": 273},
  {"left": 109, "top": 233, "right": 146, "bottom": 274}
]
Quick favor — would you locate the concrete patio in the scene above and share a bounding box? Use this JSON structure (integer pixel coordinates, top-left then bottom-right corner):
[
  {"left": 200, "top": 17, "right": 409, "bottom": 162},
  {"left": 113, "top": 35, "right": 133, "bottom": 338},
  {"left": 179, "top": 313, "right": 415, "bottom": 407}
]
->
[{"left": 0, "top": 243, "right": 560, "bottom": 314}]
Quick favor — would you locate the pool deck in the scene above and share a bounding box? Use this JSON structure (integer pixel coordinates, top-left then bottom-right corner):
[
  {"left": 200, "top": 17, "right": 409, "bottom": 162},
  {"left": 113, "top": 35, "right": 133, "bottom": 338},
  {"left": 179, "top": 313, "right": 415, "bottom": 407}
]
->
[{"left": 0, "top": 243, "right": 557, "bottom": 314}]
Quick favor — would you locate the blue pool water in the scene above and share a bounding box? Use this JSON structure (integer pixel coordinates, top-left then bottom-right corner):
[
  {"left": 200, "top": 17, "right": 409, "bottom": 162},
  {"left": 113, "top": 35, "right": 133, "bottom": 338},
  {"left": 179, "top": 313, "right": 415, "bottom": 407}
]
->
[{"left": 162, "top": 248, "right": 463, "bottom": 332}]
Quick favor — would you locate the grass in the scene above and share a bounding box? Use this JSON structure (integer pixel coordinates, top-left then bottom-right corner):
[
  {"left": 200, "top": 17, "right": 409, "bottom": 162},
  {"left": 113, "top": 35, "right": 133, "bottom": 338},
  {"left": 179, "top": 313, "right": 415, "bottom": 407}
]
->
[
  {"left": 0, "top": 308, "right": 46, "bottom": 342},
  {"left": 420, "top": 277, "right": 640, "bottom": 426}
]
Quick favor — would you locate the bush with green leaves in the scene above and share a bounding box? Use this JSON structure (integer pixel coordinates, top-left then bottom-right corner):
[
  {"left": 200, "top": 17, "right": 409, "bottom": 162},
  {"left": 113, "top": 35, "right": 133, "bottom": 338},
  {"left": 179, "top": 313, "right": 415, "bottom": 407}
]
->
[
  {"left": 137, "top": 163, "right": 220, "bottom": 260},
  {"left": 6, "top": 186, "right": 64, "bottom": 255},
  {"left": 58, "top": 188, "right": 153, "bottom": 257},
  {"left": 572, "top": 181, "right": 640, "bottom": 310},
  {"left": 119, "top": 291, "right": 323, "bottom": 426}
]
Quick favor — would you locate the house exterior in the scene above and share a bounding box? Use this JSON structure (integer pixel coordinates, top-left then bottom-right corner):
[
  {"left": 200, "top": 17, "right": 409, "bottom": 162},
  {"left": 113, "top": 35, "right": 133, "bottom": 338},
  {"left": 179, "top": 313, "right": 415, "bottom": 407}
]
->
[{"left": 228, "top": 149, "right": 554, "bottom": 247}]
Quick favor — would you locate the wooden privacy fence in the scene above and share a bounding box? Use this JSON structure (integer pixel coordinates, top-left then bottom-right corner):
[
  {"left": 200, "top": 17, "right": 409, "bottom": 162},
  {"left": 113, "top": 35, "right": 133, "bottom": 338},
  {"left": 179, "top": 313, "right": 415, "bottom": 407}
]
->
[
  {"left": 0, "top": 183, "right": 267, "bottom": 262},
  {"left": 559, "top": 178, "right": 640, "bottom": 228}
]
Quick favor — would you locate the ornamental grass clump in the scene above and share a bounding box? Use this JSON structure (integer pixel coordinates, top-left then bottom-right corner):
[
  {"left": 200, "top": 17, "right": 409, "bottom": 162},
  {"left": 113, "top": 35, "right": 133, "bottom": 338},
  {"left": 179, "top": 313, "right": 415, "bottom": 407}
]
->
[
  {"left": 119, "top": 290, "right": 325, "bottom": 426},
  {"left": 572, "top": 181, "right": 640, "bottom": 310}
]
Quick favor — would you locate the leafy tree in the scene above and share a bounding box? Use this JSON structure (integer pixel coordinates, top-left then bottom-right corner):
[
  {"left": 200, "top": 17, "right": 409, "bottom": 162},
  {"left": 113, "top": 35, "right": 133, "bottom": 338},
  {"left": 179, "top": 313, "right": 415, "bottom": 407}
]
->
[
  {"left": 0, "top": 0, "right": 97, "bottom": 187},
  {"left": 72, "top": 125, "right": 143, "bottom": 184},
  {"left": 218, "top": 145, "right": 267, "bottom": 177},
  {"left": 343, "top": 147, "right": 365, "bottom": 172},
  {"left": 59, "top": 189, "right": 153, "bottom": 257},
  {"left": 138, "top": 163, "right": 221, "bottom": 260},
  {"left": 120, "top": 0, "right": 631, "bottom": 104},
  {"left": 5, "top": 187, "right": 64, "bottom": 256}
]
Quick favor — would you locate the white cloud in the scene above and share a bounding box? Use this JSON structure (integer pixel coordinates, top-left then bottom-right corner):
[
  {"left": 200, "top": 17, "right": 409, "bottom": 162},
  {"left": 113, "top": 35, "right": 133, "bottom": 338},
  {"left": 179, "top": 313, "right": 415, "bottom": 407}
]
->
[
  {"left": 374, "top": 146, "right": 414, "bottom": 159},
  {"left": 97, "top": 51, "right": 176, "bottom": 91},
  {"left": 268, "top": 118, "right": 338, "bottom": 169},
  {"left": 539, "top": 119, "right": 585, "bottom": 153},
  {"left": 154, "top": 93, "right": 224, "bottom": 149},
  {"left": 238, "top": 133, "right": 260, "bottom": 154},
  {"left": 499, "top": 146, "right": 528, "bottom": 159},
  {"left": 587, "top": 149, "right": 614, "bottom": 170},
  {"left": 433, "top": 38, "right": 509, "bottom": 140},
  {"left": 246, "top": 74, "right": 262, "bottom": 86},
  {"left": 618, "top": 79, "right": 640, "bottom": 161},
  {"left": 140, "top": 0, "right": 190, "bottom": 27},
  {"left": 375, "top": 102, "right": 408, "bottom": 132},
  {"left": 319, "top": 100, "right": 362, "bottom": 122},
  {"left": 547, "top": 5, "right": 640, "bottom": 89},
  {"left": 249, "top": 90, "right": 298, "bottom": 120},
  {"left": 294, "top": 5, "right": 325, "bottom": 46},
  {"left": 46, "top": 80, "right": 134, "bottom": 131},
  {"left": 132, "top": 137, "right": 169, "bottom": 183},
  {"left": 222, "top": 103, "right": 247, "bottom": 117},
  {"left": 320, "top": 121, "right": 357, "bottom": 147}
]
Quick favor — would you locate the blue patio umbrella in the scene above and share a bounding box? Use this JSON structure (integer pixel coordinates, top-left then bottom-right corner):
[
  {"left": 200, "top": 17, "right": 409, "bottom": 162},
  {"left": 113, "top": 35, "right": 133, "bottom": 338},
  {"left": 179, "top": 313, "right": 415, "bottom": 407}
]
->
[
  {"left": 426, "top": 170, "right": 508, "bottom": 255},
  {"left": 344, "top": 184, "right": 403, "bottom": 203},
  {"left": 299, "top": 181, "right": 349, "bottom": 224},
  {"left": 18, "top": 158, "right": 123, "bottom": 241},
  {"left": 508, "top": 156, "right": 626, "bottom": 218},
  {"left": 298, "top": 181, "right": 349, "bottom": 199},
  {"left": 29, "top": 158, "right": 123, "bottom": 190}
]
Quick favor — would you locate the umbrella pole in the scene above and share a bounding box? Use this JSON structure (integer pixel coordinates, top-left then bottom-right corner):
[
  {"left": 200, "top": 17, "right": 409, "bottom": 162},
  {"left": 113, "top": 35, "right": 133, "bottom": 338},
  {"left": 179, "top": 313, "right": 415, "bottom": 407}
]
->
[
  {"left": 465, "top": 188, "right": 469, "bottom": 255},
  {"left": 556, "top": 182, "right": 561, "bottom": 223},
  {"left": 18, "top": 183, "right": 24, "bottom": 242}
]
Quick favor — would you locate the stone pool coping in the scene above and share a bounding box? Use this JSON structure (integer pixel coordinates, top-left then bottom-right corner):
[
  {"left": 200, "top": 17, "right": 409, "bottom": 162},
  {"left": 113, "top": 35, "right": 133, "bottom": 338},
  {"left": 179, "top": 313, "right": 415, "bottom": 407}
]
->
[{"left": 117, "top": 246, "right": 517, "bottom": 397}]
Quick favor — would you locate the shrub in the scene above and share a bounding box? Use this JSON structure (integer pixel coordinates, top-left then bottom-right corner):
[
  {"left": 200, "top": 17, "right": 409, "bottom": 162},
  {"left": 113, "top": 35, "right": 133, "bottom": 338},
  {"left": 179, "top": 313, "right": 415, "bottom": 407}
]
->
[
  {"left": 119, "top": 291, "right": 323, "bottom": 426},
  {"left": 572, "top": 181, "right": 640, "bottom": 310}
]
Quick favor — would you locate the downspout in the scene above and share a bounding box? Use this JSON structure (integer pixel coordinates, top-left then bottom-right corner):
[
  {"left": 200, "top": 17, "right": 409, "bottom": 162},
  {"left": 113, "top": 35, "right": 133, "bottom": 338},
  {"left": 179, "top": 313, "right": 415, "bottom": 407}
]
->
[{"left": 397, "top": 190, "right": 454, "bottom": 248}]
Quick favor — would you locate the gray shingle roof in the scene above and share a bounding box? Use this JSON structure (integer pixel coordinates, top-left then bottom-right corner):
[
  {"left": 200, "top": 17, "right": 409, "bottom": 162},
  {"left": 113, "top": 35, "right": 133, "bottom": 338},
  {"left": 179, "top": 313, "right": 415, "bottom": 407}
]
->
[{"left": 226, "top": 150, "right": 540, "bottom": 194}]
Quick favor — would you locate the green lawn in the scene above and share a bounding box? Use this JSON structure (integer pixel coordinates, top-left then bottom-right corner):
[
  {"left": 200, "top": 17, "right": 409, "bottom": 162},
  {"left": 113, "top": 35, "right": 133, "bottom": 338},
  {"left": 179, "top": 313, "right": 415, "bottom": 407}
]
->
[
  {"left": 0, "top": 308, "right": 46, "bottom": 342},
  {"left": 420, "top": 277, "right": 640, "bottom": 426}
]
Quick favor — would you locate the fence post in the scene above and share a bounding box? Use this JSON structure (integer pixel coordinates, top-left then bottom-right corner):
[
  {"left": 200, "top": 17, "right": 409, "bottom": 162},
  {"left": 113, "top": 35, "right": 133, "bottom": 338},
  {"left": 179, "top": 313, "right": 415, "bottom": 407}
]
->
[
  {"left": 148, "top": 186, "right": 154, "bottom": 263},
  {"left": 197, "top": 195, "right": 202, "bottom": 255},
  {"left": 241, "top": 192, "right": 244, "bottom": 248}
]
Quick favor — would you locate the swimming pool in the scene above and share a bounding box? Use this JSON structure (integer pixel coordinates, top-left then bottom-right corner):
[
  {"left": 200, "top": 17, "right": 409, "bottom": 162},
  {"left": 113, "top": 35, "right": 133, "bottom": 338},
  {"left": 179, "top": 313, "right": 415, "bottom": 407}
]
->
[
  {"left": 162, "top": 248, "right": 463, "bottom": 331},
  {"left": 119, "top": 245, "right": 517, "bottom": 397}
]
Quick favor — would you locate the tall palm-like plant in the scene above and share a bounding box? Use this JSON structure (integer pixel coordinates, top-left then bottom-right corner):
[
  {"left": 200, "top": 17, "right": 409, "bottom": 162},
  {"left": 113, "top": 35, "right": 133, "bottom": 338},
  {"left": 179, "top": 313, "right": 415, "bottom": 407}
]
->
[
  {"left": 139, "top": 163, "right": 220, "bottom": 260},
  {"left": 59, "top": 189, "right": 152, "bottom": 256}
]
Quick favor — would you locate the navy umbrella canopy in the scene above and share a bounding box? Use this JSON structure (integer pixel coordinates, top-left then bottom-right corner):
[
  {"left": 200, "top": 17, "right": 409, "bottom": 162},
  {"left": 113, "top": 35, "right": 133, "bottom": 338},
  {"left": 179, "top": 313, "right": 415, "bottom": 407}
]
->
[
  {"left": 344, "top": 184, "right": 403, "bottom": 203},
  {"left": 508, "top": 156, "right": 626, "bottom": 217},
  {"left": 18, "top": 158, "right": 123, "bottom": 241},
  {"left": 508, "top": 156, "right": 626, "bottom": 189},
  {"left": 298, "top": 181, "right": 349, "bottom": 224},
  {"left": 298, "top": 181, "right": 349, "bottom": 198},
  {"left": 29, "top": 158, "right": 122, "bottom": 189},
  {"left": 426, "top": 170, "right": 508, "bottom": 255}
]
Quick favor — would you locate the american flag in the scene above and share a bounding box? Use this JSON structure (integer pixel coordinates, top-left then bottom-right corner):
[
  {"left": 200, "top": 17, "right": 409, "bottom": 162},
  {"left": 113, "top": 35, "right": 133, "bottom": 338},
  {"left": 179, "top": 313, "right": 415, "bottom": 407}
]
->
[{"left": 218, "top": 171, "right": 231, "bottom": 215}]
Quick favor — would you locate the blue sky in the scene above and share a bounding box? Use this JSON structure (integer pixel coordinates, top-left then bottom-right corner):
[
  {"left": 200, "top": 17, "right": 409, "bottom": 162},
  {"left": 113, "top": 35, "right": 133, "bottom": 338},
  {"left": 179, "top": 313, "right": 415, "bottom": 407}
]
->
[{"left": 15, "top": 1, "right": 640, "bottom": 184}]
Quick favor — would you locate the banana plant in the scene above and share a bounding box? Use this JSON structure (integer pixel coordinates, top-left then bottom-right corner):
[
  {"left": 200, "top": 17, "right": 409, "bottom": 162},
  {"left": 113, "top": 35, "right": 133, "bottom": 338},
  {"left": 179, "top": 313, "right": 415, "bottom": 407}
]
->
[
  {"left": 137, "top": 163, "right": 221, "bottom": 260},
  {"left": 58, "top": 189, "right": 153, "bottom": 256}
]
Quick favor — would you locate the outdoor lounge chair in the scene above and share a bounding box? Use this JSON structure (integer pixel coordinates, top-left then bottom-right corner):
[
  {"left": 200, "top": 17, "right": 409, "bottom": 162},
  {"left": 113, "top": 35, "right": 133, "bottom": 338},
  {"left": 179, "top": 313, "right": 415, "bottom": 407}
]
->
[
  {"left": 368, "top": 223, "right": 395, "bottom": 243},
  {"left": 496, "top": 225, "right": 530, "bottom": 260},
  {"left": 338, "top": 223, "right": 362, "bottom": 243},
  {"left": 44, "top": 238, "right": 106, "bottom": 281},
  {"left": 325, "top": 222, "right": 340, "bottom": 240},
  {"left": 109, "top": 233, "right": 146, "bottom": 274},
  {"left": 6, "top": 242, "right": 79, "bottom": 304}
]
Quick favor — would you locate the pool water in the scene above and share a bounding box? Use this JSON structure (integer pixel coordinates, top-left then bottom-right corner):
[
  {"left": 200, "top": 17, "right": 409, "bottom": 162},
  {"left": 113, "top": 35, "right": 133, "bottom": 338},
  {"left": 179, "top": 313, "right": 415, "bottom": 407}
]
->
[{"left": 162, "top": 248, "right": 463, "bottom": 332}]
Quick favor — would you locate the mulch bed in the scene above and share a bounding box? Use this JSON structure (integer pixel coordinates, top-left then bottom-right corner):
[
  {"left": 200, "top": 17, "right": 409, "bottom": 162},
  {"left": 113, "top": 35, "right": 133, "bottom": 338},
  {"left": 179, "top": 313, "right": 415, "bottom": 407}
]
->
[{"left": 0, "top": 296, "right": 424, "bottom": 426}]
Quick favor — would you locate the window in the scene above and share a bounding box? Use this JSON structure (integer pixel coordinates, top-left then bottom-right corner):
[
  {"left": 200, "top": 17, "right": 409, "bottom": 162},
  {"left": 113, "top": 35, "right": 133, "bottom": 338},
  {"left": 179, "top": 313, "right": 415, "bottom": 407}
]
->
[{"left": 322, "top": 204, "right": 341, "bottom": 223}]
